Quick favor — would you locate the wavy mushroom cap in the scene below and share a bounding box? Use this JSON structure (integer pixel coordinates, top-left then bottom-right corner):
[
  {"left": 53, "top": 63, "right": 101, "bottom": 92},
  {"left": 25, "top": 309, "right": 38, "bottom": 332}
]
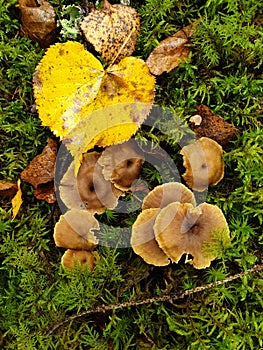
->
[
  {"left": 98, "top": 139, "right": 144, "bottom": 191},
  {"left": 142, "top": 182, "right": 196, "bottom": 210},
  {"left": 180, "top": 137, "right": 224, "bottom": 192},
  {"left": 59, "top": 151, "right": 122, "bottom": 213},
  {"left": 54, "top": 209, "right": 99, "bottom": 250},
  {"left": 154, "top": 202, "right": 230, "bottom": 269},
  {"left": 131, "top": 208, "right": 170, "bottom": 266},
  {"left": 61, "top": 249, "right": 99, "bottom": 271}
]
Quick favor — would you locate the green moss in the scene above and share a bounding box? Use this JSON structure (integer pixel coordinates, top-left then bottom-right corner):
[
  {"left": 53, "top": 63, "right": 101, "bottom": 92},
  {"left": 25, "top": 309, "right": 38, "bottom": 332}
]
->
[{"left": 1, "top": 0, "right": 262, "bottom": 348}]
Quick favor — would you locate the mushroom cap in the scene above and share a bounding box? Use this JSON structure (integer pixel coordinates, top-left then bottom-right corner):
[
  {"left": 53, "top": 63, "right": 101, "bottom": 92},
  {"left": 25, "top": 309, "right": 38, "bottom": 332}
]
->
[
  {"left": 59, "top": 151, "right": 122, "bottom": 213},
  {"left": 142, "top": 182, "right": 196, "bottom": 210},
  {"left": 54, "top": 209, "right": 99, "bottom": 250},
  {"left": 61, "top": 249, "right": 99, "bottom": 271},
  {"left": 98, "top": 139, "right": 144, "bottom": 191},
  {"left": 179, "top": 137, "right": 224, "bottom": 192},
  {"left": 131, "top": 208, "right": 170, "bottom": 266},
  {"left": 154, "top": 202, "right": 230, "bottom": 269}
]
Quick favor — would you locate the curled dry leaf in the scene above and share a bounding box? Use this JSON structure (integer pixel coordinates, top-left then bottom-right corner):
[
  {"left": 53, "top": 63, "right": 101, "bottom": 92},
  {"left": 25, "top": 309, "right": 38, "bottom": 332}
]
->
[
  {"left": 21, "top": 138, "right": 57, "bottom": 188},
  {"left": 0, "top": 180, "right": 18, "bottom": 198},
  {"left": 189, "top": 105, "right": 240, "bottom": 148},
  {"left": 21, "top": 138, "right": 57, "bottom": 203},
  {"left": 146, "top": 22, "right": 197, "bottom": 75},
  {"left": 18, "top": 0, "right": 57, "bottom": 48},
  {"left": 33, "top": 182, "right": 56, "bottom": 203},
  {"left": 81, "top": 0, "right": 140, "bottom": 62}
]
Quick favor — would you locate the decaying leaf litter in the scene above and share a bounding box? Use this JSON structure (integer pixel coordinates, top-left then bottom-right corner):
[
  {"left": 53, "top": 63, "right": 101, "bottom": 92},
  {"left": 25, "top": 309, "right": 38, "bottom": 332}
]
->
[{"left": 1, "top": 0, "right": 262, "bottom": 347}]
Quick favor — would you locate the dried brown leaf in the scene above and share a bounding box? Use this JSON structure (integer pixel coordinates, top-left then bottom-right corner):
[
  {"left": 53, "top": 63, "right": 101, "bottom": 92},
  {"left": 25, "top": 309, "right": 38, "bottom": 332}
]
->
[
  {"left": 33, "top": 182, "right": 56, "bottom": 203},
  {"left": 146, "top": 22, "right": 197, "bottom": 75},
  {"left": 18, "top": 0, "right": 57, "bottom": 48},
  {"left": 189, "top": 105, "right": 240, "bottom": 148},
  {"left": 0, "top": 181, "right": 18, "bottom": 198},
  {"left": 21, "top": 138, "right": 57, "bottom": 188},
  {"left": 81, "top": 0, "right": 140, "bottom": 62}
]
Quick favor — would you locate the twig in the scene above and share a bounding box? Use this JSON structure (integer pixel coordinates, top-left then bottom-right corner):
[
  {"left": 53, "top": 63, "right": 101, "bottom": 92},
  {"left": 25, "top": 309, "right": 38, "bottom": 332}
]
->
[{"left": 46, "top": 262, "right": 263, "bottom": 336}]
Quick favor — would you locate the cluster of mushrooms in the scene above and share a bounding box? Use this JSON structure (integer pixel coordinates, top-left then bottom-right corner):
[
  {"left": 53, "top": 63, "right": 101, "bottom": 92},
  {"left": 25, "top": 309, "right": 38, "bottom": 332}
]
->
[
  {"left": 54, "top": 139, "right": 144, "bottom": 270},
  {"left": 54, "top": 136, "right": 230, "bottom": 270}
]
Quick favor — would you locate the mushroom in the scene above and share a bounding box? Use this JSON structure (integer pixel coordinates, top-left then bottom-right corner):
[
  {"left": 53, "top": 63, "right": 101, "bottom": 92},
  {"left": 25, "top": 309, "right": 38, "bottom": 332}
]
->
[
  {"left": 54, "top": 209, "right": 99, "bottom": 250},
  {"left": 98, "top": 139, "right": 144, "bottom": 191},
  {"left": 61, "top": 249, "right": 99, "bottom": 271},
  {"left": 142, "top": 182, "right": 196, "bottom": 210},
  {"left": 59, "top": 151, "right": 122, "bottom": 213},
  {"left": 180, "top": 137, "right": 224, "bottom": 192},
  {"left": 154, "top": 202, "right": 230, "bottom": 269},
  {"left": 131, "top": 208, "right": 170, "bottom": 266}
]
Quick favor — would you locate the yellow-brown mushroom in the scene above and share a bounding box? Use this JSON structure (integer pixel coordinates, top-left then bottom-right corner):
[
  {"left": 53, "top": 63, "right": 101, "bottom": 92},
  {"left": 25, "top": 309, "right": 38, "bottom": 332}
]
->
[
  {"left": 154, "top": 202, "right": 230, "bottom": 269},
  {"left": 131, "top": 208, "right": 170, "bottom": 266},
  {"left": 61, "top": 249, "right": 99, "bottom": 271},
  {"left": 180, "top": 137, "right": 224, "bottom": 192},
  {"left": 142, "top": 182, "right": 196, "bottom": 210},
  {"left": 54, "top": 209, "right": 99, "bottom": 250},
  {"left": 98, "top": 140, "right": 144, "bottom": 191},
  {"left": 59, "top": 151, "right": 122, "bottom": 213}
]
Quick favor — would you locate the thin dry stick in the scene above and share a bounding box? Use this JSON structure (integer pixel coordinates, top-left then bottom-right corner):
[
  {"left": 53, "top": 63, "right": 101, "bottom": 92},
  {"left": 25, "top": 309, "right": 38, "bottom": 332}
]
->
[{"left": 46, "top": 262, "right": 263, "bottom": 336}]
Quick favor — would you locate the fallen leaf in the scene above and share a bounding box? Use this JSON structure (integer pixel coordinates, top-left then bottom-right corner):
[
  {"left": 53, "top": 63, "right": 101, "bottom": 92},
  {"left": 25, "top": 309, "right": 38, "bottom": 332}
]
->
[
  {"left": 0, "top": 181, "right": 18, "bottom": 198},
  {"left": 81, "top": 0, "right": 140, "bottom": 62},
  {"left": 146, "top": 22, "right": 197, "bottom": 75},
  {"left": 189, "top": 105, "right": 240, "bottom": 148},
  {"left": 18, "top": 0, "right": 57, "bottom": 48},
  {"left": 33, "top": 41, "right": 155, "bottom": 171},
  {"left": 33, "top": 182, "right": 56, "bottom": 203},
  {"left": 21, "top": 138, "right": 57, "bottom": 188},
  {"left": 12, "top": 180, "right": 23, "bottom": 219}
]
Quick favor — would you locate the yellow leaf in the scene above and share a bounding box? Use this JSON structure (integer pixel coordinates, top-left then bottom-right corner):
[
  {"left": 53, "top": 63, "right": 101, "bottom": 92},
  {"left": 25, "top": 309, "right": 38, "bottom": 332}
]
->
[
  {"left": 12, "top": 179, "right": 23, "bottom": 219},
  {"left": 33, "top": 41, "right": 155, "bottom": 172},
  {"left": 64, "top": 102, "right": 151, "bottom": 173},
  {"left": 33, "top": 41, "right": 104, "bottom": 137}
]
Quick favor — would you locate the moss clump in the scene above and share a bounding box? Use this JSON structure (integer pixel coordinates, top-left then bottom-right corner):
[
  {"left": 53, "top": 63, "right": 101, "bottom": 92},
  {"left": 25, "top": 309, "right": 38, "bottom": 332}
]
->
[{"left": 1, "top": 0, "right": 262, "bottom": 349}]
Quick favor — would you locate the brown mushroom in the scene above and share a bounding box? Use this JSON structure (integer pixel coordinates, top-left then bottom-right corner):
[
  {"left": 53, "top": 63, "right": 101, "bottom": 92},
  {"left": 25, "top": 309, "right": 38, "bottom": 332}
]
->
[
  {"left": 54, "top": 209, "right": 99, "bottom": 250},
  {"left": 142, "top": 182, "right": 196, "bottom": 210},
  {"left": 180, "top": 137, "right": 224, "bottom": 192},
  {"left": 59, "top": 151, "right": 122, "bottom": 213},
  {"left": 61, "top": 249, "right": 99, "bottom": 271},
  {"left": 154, "top": 202, "right": 230, "bottom": 269},
  {"left": 131, "top": 208, "right": 170, "bottom": 266},
  {"left": 98, "top": 140, "right": 144, "bottom": 191}
]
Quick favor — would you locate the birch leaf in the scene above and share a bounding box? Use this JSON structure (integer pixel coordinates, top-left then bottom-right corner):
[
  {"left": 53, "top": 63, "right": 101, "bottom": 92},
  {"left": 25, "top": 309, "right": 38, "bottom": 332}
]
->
[
  {"left": 81, "top": 0, "right": 140, "bottom": 62},
  {"left": 146, "top": 22, "right": 197, "bottom": 75},
  {"left": 33, "top": 42, "right": 155, "bottom": 171}
]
